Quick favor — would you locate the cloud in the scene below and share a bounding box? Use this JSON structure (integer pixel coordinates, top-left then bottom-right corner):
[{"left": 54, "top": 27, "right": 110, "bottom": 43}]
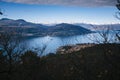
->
[{"left": 1, "top": 0, "right": 117, "bottom": 6}]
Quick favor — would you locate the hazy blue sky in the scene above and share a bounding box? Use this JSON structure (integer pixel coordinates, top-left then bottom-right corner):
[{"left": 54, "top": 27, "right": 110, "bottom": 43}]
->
[{"left": 0, "top": 0, "right": 119, "bottom": 24}]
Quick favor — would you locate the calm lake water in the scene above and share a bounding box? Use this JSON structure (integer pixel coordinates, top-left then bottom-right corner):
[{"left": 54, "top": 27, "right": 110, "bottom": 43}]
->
[{"left": 22, "top": 31, "right": 119, "bottom": 55}]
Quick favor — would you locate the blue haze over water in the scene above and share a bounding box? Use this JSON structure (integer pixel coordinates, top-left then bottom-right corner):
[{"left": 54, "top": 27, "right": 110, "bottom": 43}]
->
[{"left": 22, "top": 31, "right": 118, "bottom": 55}]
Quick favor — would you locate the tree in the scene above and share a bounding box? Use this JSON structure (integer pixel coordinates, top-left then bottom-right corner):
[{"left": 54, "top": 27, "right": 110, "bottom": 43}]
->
[
  {"left": 116, "top": 0, "right": 120, "bottom": 19},
  {"left": 21, "top": 50, "right": 40, "bottom": 65},
  {"left": 0, "top": 11, "right": 3, "bottom": 15},
  {"left": 87, "top": 25, "right": 116, "bottom": 44},
  {"left": 0, "top": 32, "right": 25, "bottom": 80},
  {"left": 116, "top": 0, "right": 120, "bottom": 42},
  {"left": 0, "top": 8, "right": 3, "bottom": 15}
]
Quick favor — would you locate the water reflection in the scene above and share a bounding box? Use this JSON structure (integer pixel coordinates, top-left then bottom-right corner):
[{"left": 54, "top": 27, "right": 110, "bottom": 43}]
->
[{"left": 22, "top": 31, "right": 118, "bottom": 55}]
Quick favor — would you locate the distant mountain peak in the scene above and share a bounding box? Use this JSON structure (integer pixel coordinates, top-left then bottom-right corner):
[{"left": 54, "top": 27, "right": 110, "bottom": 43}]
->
[
  {"left": 0, "top": 18, "right": 12, "bottom": 21},
  {"left": 16, "top": 19, "right": 26, "bottom": 22},
  {"left": 0, "top": 18, "right": 27, "bottom": 23},
  {"left": 55, "top": 23, "right": 76, "bottom": 27},
  {"left": 59, "top": 23, "right": 68, "bottom": 25}
]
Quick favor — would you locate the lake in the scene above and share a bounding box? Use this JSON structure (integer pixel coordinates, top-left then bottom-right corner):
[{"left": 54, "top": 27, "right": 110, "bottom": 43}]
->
[{"left": 22, "top": 31, "right": 119, "bottom": 55}]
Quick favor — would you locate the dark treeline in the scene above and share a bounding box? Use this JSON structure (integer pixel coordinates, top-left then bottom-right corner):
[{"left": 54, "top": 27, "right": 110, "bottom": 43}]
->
[
  {"left": 0, "top": 29, "right": 120, "bottom": 80},
  {"left": 0, "top": 35, "right": 120, "bottom": 80}
]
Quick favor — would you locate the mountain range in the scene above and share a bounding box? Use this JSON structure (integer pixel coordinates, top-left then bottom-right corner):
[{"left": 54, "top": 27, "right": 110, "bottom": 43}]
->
[
  {"left": 0, "top": 18, "right": 92, "bottom": 37},
  {"left": 74, "top": 23, "right": 120, "bottom": 31},
  {"left": 0, "top": 18, "right": 119, "bottom": 37}
]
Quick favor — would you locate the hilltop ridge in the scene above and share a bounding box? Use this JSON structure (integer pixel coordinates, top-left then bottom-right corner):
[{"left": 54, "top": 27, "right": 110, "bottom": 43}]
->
[{"left": 0, "top": 18, "right": 92, "bottom": 37}]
